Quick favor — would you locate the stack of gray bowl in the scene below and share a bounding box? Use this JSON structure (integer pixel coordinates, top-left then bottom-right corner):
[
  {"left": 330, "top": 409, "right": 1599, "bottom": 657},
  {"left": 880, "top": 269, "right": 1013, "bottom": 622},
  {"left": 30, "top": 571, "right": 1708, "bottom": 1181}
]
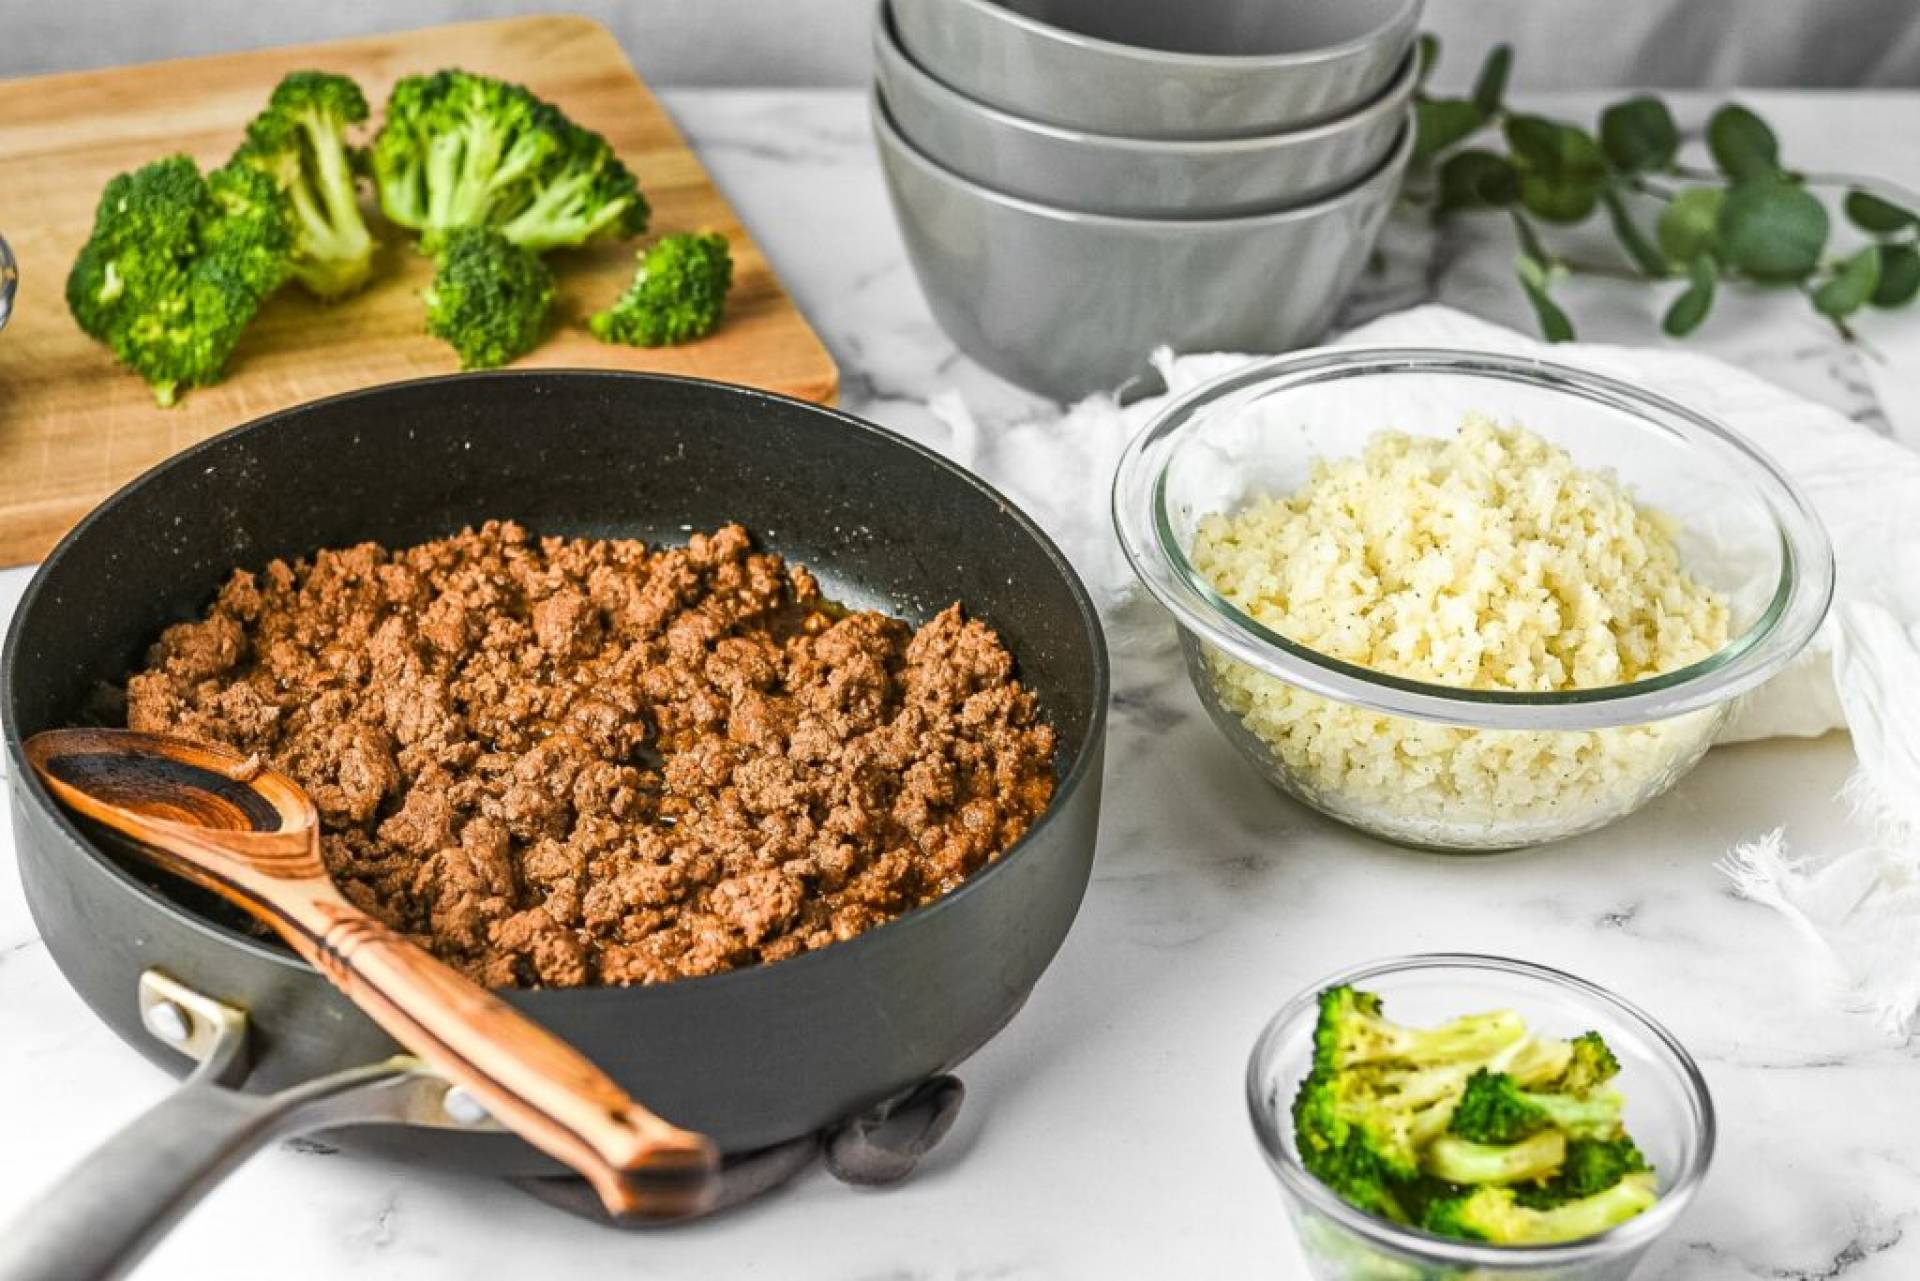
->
[{"left": 873, "top": 0, "right": 1422, "bottom": 400}]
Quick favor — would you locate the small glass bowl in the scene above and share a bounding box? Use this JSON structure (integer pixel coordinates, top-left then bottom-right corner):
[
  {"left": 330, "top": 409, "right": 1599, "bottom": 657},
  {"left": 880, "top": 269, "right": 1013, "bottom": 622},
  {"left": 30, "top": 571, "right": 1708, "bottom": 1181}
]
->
[
  {"left": 1112, "top": 348, "right": 1834, "bottom": 851},
  {"left": 1248, "top": 955, "right": 1716, "bottom": 1281}
]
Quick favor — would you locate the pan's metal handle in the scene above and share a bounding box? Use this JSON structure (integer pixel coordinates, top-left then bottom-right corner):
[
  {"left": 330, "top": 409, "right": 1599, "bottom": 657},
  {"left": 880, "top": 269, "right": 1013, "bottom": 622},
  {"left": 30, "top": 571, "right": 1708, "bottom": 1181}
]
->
[{"left": 0, "top": 972, "right": 462, "bottom": 1281}]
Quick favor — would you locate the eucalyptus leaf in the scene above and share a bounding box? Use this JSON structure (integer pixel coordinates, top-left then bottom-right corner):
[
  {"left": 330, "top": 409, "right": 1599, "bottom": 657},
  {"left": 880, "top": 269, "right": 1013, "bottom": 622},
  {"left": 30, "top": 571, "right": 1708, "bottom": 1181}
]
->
[
  {"left": 1656, "top": 187, "right": 1724, "bottom": 266},
  {"left": 1515, "top": 256, "right": 1575, "bottom": 342},
  {"left": 1718, "top": 179, "right": 1828, "bottom": 281},
  {"left": 1504, "top": 115, "right": 1564, "bottom": 170},
  {"left": 1600, "top": 97, "right": 1679, "bottom": 173},
  {"left": 1472, "top": 45, "right": 1512, "bottom": 115},
  {"left": 1504, "top": 116, "right": 1607, "bottom": 224},
  {"left": 1603, "top": 188, "right": 1669, "bottom": 277},
  {"left": 1707, "top": 104, "right": 1779, "bottom": 181},
  {"left": 1663, "top": 257, "right": 1717, "bottom": 336},
  {"left": 1873, "top": 244, "right": 1920, "bottom": 307},
  {"left": 1844, "top": 189, "right": 1918, "bottom": 234},
  {"left": 1813, "top": 246, "right": 1881, "bottom": 317},
  {"left": 1438, "top": 149, "right": 1520, "bottom": 211},
  {"left": 1521, "top": 177, "right": 1600, "bottom": 222},
  {"left": 1415, "top": 99, "right": 1485, "bottom": 162}
]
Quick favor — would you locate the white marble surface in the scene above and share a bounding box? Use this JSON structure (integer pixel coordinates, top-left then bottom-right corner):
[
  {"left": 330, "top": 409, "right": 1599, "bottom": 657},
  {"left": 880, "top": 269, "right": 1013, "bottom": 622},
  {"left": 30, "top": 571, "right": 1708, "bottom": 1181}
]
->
[{"left": 3, "top": 88, "right": 1919, "bottom": 1280}]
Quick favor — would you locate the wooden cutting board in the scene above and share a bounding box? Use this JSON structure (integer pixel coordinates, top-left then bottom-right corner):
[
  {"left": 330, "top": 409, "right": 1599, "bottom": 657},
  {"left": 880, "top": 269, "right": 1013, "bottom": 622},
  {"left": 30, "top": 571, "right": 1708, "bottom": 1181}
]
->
[{"left": 0, "top": 16, "right": 839, "bottom": 567}]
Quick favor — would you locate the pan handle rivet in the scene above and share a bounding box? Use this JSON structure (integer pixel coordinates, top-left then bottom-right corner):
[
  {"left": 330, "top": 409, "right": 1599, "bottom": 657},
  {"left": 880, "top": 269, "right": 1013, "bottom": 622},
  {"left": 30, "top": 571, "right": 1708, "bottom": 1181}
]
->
[
  {"left": 443, "top": 1086, "right": 490, "bottom": 1127},
  {"left": 143, "top": 1000, "right": 192, "bottom": 1046}
]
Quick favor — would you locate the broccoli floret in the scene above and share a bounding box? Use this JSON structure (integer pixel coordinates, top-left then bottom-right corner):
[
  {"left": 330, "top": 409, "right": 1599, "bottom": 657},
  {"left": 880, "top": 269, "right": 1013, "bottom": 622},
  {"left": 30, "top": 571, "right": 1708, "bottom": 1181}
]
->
[
  {"left": 66, "top": 154, "right": 205, "bottom": 341},
  {"left": 422, "top": 227, "right": 553, "bottom": 369},
  {"left": 1292, "top": 987, "right": 1533, "bottom": 1222},
  {"left": 1450, "top": 1069, "right": 1624, "bottom": 1144},
  {"left": 225, "top": 70, "right": 377, "bottom": 299},
  {"left": 66, "top": 155, "right": 291, "bottom": 406},
  {"left": 1422, "top": 1171, "right": 1658, "bottom": 1245},
  {"left": 371, "top": 69, "right": 647, "bottom": 253},
  {"left": 1515, "top": 1136, "right": 1650, "bottom": 1207},
  {"left": 1552, "top": 1032, "right": 1623, "bottom": 1095},
  {"left": 589, "top": 232, "right": 733, "bottom": 347}
]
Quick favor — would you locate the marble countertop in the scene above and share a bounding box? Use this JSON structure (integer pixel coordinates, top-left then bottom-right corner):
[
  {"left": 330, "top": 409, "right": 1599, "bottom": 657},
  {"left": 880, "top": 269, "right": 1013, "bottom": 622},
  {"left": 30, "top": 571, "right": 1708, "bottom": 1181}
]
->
[{"left": 2, "top": 87, "right": 1918, "bottom": 1280}]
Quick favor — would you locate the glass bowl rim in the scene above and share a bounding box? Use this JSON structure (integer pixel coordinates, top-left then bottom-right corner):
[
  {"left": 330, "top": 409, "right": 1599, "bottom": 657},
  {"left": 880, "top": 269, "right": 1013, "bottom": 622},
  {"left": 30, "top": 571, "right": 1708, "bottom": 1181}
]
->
[
  {"left": 1246, "top": 952, "right": 1718, "bottom": 1268},
  {"left": 1111, "top": 347, "right": 1837, "bottom": 731}
]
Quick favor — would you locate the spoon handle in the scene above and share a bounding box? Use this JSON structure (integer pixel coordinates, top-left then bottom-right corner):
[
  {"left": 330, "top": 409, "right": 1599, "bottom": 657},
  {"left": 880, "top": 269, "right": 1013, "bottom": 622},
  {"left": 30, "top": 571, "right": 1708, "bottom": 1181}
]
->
[{"left": 272, "top": 885, "right": 719, "bottom": 1218}]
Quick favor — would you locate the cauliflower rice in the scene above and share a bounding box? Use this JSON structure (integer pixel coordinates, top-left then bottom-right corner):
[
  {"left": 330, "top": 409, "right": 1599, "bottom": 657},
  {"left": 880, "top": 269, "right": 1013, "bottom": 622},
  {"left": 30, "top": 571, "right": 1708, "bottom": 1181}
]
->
[{"left": 1189, "top": 415, "right": 1732, "bottom": 846}]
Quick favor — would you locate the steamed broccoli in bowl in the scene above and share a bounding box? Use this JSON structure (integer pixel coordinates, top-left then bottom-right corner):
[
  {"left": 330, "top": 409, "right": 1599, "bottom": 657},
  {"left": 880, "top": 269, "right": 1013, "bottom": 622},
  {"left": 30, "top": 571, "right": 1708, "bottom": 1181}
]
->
[{"left": 1292, "top": 985, "right": 1659, "bottom": 1246}]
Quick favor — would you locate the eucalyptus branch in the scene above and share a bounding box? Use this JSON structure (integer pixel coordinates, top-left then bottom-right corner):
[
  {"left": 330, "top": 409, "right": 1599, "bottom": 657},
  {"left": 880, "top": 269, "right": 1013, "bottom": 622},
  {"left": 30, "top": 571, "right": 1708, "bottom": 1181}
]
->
[
  {"left": 1553, "top": 258, "right": 1662, "bottom": 284},
  {"left": 1410, "top": 39, "right": 1920, "bottom": 343},
  {"left": 1625, "top": 174, "right": 1681, "bottom": 202},
  {"left": 1674, "top": 159, "right": 1920, "bottom": 206}
]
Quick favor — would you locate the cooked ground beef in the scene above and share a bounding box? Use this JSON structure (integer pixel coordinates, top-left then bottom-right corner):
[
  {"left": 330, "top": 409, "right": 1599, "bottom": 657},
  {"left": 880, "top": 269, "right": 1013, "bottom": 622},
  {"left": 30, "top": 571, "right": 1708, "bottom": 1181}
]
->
[{"left": 125, "top": 522, "right": 1056, "bottom": 987}]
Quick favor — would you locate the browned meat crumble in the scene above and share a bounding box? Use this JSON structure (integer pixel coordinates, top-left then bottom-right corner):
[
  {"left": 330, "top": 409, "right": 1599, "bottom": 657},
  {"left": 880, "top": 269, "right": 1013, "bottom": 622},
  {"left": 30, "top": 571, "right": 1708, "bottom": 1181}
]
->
[{"left": 126, "top": 522, "right": 1055, "bottom": 987}]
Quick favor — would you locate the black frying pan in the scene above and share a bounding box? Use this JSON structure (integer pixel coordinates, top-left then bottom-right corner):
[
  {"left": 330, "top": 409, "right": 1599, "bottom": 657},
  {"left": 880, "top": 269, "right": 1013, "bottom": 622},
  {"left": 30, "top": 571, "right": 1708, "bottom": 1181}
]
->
[{"left": 0, "top": 373, "right": 1108, "bottom": 1276}]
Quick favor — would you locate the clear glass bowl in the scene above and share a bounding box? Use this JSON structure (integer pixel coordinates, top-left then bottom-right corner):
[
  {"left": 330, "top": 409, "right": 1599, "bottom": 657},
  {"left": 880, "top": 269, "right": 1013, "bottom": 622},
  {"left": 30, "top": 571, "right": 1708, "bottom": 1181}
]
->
[
  {"left": 1248, "top": 955, "right": 1716, "bottom": 1281},
  {"left": 1112, "top": 348, "right": 1834, "bottom": 851}
]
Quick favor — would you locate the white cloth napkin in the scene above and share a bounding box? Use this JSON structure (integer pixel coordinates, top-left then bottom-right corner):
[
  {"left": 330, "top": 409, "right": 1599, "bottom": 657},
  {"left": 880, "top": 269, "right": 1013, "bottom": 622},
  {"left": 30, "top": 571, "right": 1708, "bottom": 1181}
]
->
[{"left": 930, "top": 303, "right": 1920, "bottom": 1038}]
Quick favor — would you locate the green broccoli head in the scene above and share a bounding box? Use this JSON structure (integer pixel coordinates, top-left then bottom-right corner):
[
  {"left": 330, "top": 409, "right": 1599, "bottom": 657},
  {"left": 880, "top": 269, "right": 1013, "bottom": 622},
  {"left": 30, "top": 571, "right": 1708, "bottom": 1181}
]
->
[
  {"left": 372, "top": 69, "right": 647, "bottom": 253},
  {"left": 66, "top": 155, "right": 206, "bottom": 340},
  {"left": 589, "top": 232, "right": 733, "bottom": 347},
  {"left": 423, "top": 227, "right": 554, "bottom": 369},
  {"left": 368, "top": 70, "right": 446, "bottom": 232},
  {"left": 1292, "top": 986, "right": 1533, "bottom": 1220},
  {"left": 1515, "top": 1136, "right": 1651, "bottom": 1207},
  {"left": 66, "top": 154, "right": 290, "bottom": 405},
  {"left": 226, "top": 70, "right": 377, "bottom": 299},
  {"left": 1449, "top": 1069, "right": 1625, "bottom": 1145},
  {"left": 1422, "top": 1171, "right": 1658, "bottom": 1245},
  {"left": 1554, "top": 1032, "right": 1623, "bottom": 1095},
  {"left": 205, "top": 164, "right": 299, "bottom": 298},
  {"left": 1290, "top": 1081, "right": 1415, "bottom": 1224},
  {"left": 497, "top": 120, "right": 648, "bottom": 252}
]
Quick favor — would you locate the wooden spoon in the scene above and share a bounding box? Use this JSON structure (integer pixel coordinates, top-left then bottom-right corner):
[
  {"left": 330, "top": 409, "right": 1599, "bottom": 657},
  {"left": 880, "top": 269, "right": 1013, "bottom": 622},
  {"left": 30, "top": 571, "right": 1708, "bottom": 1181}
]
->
[{"left": 24, "top": 727, "right": 719, "bottom": 1219}]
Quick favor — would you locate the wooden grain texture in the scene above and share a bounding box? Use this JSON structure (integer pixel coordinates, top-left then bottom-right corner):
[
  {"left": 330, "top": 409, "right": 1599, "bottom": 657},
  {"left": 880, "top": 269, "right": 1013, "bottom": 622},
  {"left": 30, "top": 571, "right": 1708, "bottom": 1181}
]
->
[{"left": 0, "top": 16, "right": 839, "bottom": 567}]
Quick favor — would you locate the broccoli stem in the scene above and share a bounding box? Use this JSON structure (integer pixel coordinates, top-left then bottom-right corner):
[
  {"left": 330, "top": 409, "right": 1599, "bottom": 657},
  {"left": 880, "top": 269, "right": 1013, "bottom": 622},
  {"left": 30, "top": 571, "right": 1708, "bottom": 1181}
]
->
[{"left": 1424, "top": 1129, "right": 1567, "bottom": 1185}]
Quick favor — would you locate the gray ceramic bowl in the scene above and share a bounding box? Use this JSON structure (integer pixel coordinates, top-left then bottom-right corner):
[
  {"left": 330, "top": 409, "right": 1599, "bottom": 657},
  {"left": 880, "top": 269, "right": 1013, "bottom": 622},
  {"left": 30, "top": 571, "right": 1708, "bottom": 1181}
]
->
[
  {"left": 890, "top": 0, "right": 1421, "bottom": 140},
  {"left": 875, "top": 94, "right": 1411, "bottom": 401},
  {"left": 874, "top": 5, "right": 1415, "bottom": 218}
]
